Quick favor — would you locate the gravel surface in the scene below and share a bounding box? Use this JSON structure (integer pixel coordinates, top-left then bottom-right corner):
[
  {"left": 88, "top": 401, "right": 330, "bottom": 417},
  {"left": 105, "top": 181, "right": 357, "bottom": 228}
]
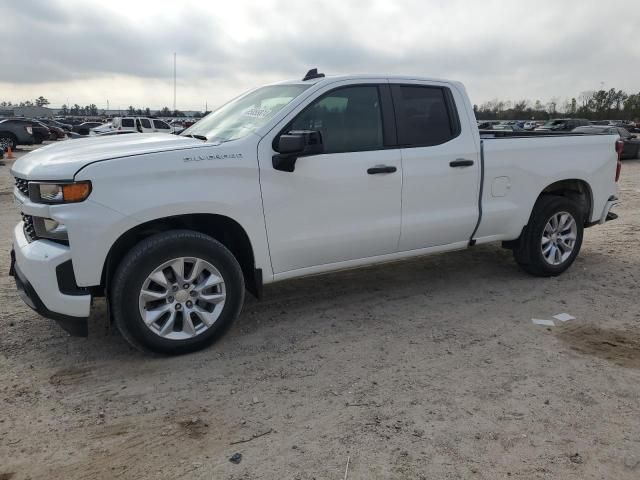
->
[{"left": 1, "top": 143, "right": 639, "bottom": 479}]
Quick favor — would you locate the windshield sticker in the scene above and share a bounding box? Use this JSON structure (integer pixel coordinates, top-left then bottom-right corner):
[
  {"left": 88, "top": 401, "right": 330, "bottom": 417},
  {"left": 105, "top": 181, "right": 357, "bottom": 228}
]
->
[{"left": 242, "top": 106, "right": 272, "bottom": 118}]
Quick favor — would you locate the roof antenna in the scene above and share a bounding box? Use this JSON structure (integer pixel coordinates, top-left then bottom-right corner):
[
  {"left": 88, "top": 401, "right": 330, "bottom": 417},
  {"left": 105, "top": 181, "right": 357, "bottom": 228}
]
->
[{"left": 303, "top": 68, "right": 325, "bottom": 81}]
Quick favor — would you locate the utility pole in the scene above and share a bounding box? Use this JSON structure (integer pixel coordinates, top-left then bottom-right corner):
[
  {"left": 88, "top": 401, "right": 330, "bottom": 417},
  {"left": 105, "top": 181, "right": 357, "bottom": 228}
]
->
[{"left": 173, "top": 52, "right": 177, "bottom": 111}]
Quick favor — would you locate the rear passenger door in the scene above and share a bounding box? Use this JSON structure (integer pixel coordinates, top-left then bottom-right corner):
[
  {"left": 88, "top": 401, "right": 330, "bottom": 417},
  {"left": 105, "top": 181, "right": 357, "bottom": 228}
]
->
[{"left": 391, "top": 83, "right": 481, "bottom": 251}]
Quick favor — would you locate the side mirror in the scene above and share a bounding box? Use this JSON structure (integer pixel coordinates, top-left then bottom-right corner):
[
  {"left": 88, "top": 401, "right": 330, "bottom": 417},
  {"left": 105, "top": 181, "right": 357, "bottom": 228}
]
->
[
  {"left": 277, "top": 134, "right": 306, "bottom": 155},
  {"left": 273, "top": 130, "right": 323, "bottom": 172}
]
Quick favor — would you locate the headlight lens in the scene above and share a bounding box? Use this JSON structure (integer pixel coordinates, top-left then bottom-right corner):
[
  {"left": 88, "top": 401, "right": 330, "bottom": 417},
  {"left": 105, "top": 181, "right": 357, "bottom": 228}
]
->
[
  {"left": 30, "top": 181, "right": 92, "bottom": 204},
  {"left": 38, "top": 183, "right": 63, "bottom": 202}
]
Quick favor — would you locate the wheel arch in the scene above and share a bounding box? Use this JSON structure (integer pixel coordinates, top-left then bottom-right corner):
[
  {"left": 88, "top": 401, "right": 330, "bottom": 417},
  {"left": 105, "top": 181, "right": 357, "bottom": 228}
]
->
[
  {"left": 102, "top": 213, "right": 261, "bottom": 300},
  {"left": 503, "top": 178, "right": 593, "bottom": 250},
  {"left": 539, "top": 178, "right": 593, "bottom": 223}
]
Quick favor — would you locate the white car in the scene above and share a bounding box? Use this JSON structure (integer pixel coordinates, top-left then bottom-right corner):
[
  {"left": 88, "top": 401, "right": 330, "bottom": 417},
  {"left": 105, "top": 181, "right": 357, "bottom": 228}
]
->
[
  {"left": 10, "top": 70, "right": 621, "bottom": 354},
  {"left": 91, "top": 122, "right": 114, "bottom": 135},
  {"left": 112, "top": 117, "right": 175, "bottom": 134}
]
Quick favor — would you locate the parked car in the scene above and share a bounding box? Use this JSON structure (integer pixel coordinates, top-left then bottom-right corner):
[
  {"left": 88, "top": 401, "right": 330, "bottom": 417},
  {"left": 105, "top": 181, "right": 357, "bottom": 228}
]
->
[
  {"left": 169, "top": 120, "right": 184, "bottom": 128},
  {"left": 91, "top": 122, "right": 114, "bottom": 135},
  {"left": 10, "top": 71, "right": 621, "bottom": 354},
  {"left": 0, "top": 118, "right": 34, "bottom": 150},
  {"left": 72, "top": 122, "right": 104, "bottom": 135},
  {"left": 40, "top": 118, "right": 72, "bottom": 132},
  {"left": 18, "top": 119, "right": 51, "bottom": 144},
  {"left": 493, "top": 123, "right": 525, "bottom": 132},
  {"left": 535, "top": 118, "right": 590, "bottom": 132},
  {"left": 112, "top": 117, "right": 175, "bottom": 134},
  {"left": 523, "top": 121, "right": 537, "bottom": 130},
  {"left": 477, "top": 120, "right": 500, "bottom": 129},
  {"left": 34, "top": 121, "right": 65, "bottom": 140},
  {"left": 573, "top": 125, "right": 640, "bottom": 159}
]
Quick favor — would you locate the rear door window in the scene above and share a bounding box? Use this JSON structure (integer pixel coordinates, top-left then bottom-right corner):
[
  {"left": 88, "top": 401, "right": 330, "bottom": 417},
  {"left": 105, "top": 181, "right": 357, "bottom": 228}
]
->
[
  {"left": 392, "top": 85, "right": 459, "bottom": 147},
  {"left": 140, "top": 118, "right": 152, "bottom": 128}
]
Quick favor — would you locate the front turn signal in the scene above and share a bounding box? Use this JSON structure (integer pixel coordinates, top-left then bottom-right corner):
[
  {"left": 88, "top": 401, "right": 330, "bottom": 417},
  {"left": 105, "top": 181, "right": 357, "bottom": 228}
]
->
[{"left": 62, "top": 182, "right": 92, "bottom": 202}]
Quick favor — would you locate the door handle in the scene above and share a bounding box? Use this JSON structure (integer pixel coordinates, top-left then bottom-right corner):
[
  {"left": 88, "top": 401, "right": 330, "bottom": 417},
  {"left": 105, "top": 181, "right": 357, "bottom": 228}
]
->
[
  {"left": 449, "top": 159, "right": 474, "bottom": 167},
  {"left": 367, "top": 165, "right": 397, "bottom": 174}
]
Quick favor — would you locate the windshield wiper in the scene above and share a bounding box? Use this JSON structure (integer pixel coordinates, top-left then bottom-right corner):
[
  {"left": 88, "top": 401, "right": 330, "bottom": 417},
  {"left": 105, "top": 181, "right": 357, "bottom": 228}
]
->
[{"left": 183, "top": 134, "right": 208, "bottom": 141}]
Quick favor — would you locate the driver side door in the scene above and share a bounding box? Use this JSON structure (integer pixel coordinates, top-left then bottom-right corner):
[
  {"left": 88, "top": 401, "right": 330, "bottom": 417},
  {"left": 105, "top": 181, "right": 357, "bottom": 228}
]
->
[{"left": 257, "top": 81, "right": 402, "bottom": 276}]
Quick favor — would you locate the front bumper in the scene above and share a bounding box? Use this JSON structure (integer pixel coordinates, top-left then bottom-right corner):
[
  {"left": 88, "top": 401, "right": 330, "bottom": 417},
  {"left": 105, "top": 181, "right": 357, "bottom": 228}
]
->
[{"left": 9, "top": 223, "right": 90, "bottom": 336}]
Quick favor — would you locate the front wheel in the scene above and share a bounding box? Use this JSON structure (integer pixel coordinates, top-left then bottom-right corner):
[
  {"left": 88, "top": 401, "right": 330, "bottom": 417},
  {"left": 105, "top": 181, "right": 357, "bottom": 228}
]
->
[
  {"left": 513, "top": 195, "right": 584, "bottom": 277},
  {"left": 111, "top": 230, "right": 245, "bottom": 354}
]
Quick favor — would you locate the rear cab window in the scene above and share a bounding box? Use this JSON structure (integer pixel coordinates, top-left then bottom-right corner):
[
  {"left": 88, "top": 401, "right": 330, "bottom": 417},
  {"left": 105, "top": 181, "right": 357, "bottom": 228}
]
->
[{"left": 391, "top": 85, "right": 460, "bottom": 147}]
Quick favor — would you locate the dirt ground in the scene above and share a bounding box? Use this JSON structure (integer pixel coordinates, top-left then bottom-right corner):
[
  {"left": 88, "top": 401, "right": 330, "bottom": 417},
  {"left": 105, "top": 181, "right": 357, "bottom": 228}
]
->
[{"left": 0, "top": 143, "right": 639, "bottom": 479}]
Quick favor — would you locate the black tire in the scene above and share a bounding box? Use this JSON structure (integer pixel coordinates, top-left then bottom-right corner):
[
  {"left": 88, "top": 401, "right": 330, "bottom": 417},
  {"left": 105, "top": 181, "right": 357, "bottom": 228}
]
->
[
  {"left": 0, "top": 132, "right": 17, "bottom": 151},
  {"left": 111, "top": 230, "right": 245, "bottom": 354},
  {"left": 513, "top": 195, "right": 584, "bottom": 277},
  {"left": 33, "top": 134, "right": 44, "bottom": 144}
]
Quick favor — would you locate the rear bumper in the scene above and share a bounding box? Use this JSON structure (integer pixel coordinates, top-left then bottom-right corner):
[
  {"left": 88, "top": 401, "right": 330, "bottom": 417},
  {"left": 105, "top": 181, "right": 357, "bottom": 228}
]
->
[
  {"left": 585, "top": 196, "right": 619, "bottom": 228},
  {"left": 598, "top": 196, "right": 620, "bottom": 225},
  {"left": 10, "top": 223, "right": 90, "bottom": 336}
]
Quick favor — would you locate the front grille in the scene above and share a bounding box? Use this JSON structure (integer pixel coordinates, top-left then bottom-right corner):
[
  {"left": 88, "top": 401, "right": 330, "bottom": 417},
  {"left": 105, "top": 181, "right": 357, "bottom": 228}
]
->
[
  {"left": 21, "top": 213, "right": 37, "bottom": 242},
  {"left": 14, "top": 177, "right": 29, "bottom": 197}
]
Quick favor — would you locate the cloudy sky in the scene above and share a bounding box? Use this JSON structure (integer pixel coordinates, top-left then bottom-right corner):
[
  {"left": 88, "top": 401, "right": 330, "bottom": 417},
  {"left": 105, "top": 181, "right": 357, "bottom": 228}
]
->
[{"left": 1, "top": 0, "right": 639, "bottom": 111}]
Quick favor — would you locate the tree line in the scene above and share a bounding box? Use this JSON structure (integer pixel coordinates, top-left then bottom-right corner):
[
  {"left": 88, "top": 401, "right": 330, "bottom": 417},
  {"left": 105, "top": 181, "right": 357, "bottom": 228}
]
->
[
  {"left": 1, "top": 96, "right": 206, "bottom": 118},
  {"left": 474, "top": 88, "right": 640, "bottom": 121}
]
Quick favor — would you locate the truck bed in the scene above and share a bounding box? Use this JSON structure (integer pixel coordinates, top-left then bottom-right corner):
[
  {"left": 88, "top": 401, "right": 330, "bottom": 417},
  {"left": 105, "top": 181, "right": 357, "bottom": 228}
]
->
[{"left": 473, "top": 132, "right": 619, "bottom": 243}]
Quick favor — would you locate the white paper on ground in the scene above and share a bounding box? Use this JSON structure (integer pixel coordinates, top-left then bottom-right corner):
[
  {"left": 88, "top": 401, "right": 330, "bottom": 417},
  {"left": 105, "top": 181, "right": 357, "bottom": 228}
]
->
[
  {"left": 532, "top": 318, "right": 555, "bottom": 327},
  {"left": 553, "top": 313, "right": 575, "bottom": 322}
]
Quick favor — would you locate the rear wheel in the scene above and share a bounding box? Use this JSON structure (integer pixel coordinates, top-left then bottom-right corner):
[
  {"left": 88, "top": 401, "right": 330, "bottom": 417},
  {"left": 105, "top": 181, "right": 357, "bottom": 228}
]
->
[
  {"left": 513, "top": 195, "right": 584, "bottom": 277},
  {"left": 112, "top": 230, "right": 245, "bottom": 354}
]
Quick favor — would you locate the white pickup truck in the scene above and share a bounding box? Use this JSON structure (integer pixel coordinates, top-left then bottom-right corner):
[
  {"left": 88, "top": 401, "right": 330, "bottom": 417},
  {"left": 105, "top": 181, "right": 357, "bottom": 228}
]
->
[{"left": 10, "top": 70, "right": 621, "bottom": 354}]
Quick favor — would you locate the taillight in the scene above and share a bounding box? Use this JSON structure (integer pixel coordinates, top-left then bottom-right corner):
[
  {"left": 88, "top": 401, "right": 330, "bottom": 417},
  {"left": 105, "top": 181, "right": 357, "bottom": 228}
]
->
[{"left": 25, "top": 126, "right": 33, "bottom": 135}]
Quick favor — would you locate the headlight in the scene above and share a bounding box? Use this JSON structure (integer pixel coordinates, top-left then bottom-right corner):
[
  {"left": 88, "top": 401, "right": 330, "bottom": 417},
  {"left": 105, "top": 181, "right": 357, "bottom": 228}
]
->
[
  {"left": 29, "top": 181, "right": 92, "bottom": 204},
  {"left": 33, "top": 217, "right": 68, "bottom": 242}
]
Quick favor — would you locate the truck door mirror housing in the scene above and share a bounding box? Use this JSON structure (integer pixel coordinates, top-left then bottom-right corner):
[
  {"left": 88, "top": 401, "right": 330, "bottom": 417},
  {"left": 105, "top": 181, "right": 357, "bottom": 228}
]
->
[
  {"left": 273, "top": 130, "right": 323, "bottom": 172},
  {"left": 277, "top": 134, "right": 306, "bottom": 154}
]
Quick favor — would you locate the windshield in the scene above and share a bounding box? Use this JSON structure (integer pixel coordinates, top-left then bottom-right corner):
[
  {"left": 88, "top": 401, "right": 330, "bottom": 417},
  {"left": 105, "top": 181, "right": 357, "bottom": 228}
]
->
[{"left": 182, "top": 84, "right": 312, "bottom": 142}]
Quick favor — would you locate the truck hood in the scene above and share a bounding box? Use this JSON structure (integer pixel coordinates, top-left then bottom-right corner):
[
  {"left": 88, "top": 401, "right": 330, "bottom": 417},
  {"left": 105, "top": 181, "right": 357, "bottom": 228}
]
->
[{"left": 11, "top": 133, "right": 204, "bottom": 180}]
